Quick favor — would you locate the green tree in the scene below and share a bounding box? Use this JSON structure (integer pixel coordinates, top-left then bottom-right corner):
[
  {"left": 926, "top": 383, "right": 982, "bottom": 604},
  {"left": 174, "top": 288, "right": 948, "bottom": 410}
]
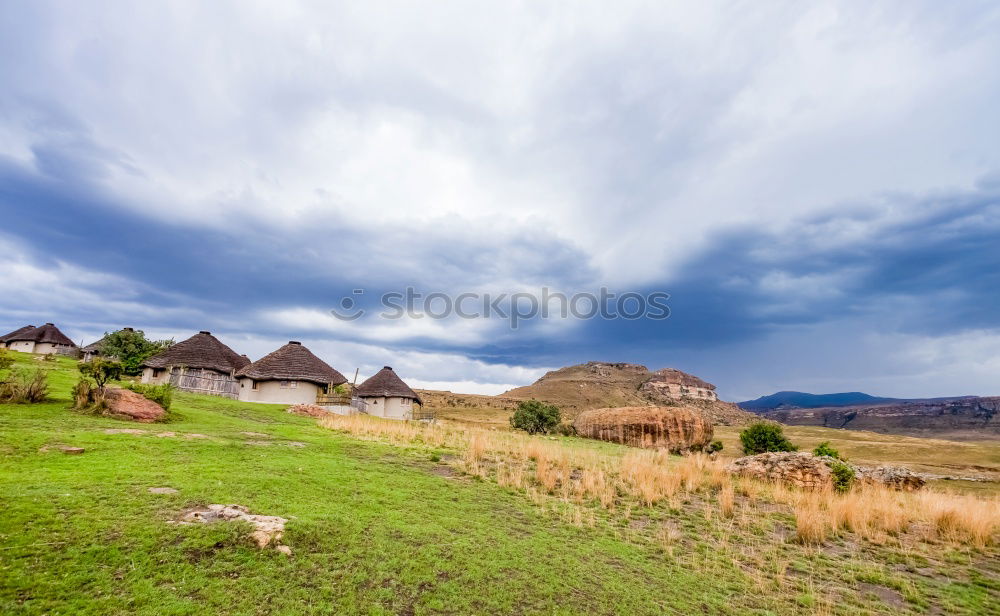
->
[
  {"left": 79, "top": 358, "right": 124, "bottom": 391},
  {"left": 97, "top": 328, "right": 173, "bottom": 376},
  {"left": 738, "top": 422, "right": 798, "bottom": 455},
  {"left": 510, "top": 400, "right": 562, "bottom": 435}
]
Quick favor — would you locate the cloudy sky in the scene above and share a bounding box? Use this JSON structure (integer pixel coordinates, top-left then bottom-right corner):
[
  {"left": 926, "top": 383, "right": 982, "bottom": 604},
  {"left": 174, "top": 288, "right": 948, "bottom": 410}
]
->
[{"left": 2, "top": 1, "right": 999, "bottom": 400}]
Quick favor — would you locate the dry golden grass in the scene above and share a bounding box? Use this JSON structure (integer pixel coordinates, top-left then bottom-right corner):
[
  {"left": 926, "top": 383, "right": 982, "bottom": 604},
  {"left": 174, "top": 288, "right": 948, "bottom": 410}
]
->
[{"left": 319, "top": 414, "right": 1000, "bottom": 549}]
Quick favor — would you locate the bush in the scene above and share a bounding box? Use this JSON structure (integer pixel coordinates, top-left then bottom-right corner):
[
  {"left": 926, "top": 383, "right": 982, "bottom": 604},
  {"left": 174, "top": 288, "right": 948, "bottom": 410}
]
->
[
  {"left": 79, "top": 358, "right": 124, "bottom": 390},
  {"left": 554, "top": 422, "right": 577, "bottom": 437},
  {"left": 812, "top": 441, "right": 843, "bottom": 460},
  {"left": 708, "top": 440, "right": 723, "bottom": 453},
  {"left": 0, "top": 349, "right": 14, "bottom": 373},
  {"left": 829, "top": 461, "right": 855, "bottom": 493},
  {"left": 510, "top": 400, "right": 562, "bottom": 435},
  {"left": 96, "top": 329, "right": 174, "bottom": 376},
  {"left": 123, "top": 381, "right": 174, "bottom": 410},
  {"left": 739, "top": 422, "right": 797, "bottom": 455},
  {"left": 0, "top": 367, "right": 49, "bottom": 403}
]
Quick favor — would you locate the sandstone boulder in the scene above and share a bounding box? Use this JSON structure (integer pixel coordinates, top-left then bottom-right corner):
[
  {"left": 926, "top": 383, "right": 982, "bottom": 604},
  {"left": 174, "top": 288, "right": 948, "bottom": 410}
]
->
[
  {"left": 574, "top": 406, "right": 713, "bottom": 453},
  {"left": 103, "top": 388, "right": 166, "bottom": 422},
  {"left": 728, "top": 452, "right": 833, "bottom": 489}
]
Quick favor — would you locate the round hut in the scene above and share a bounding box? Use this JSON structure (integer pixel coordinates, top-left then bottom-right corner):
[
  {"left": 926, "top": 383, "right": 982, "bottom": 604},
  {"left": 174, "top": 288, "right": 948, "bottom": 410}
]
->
[
  {"left": 141, "top": 331, "right": 249, "bottom": 397},
  {"left": 2, "top": 323, "right": 76, "bottom": 355},
  {"left": 235, "top": 341, "right": 347, "bottom": 405},
  {"left": 354, "top": 366, "right": 423, "bottom": 420}
]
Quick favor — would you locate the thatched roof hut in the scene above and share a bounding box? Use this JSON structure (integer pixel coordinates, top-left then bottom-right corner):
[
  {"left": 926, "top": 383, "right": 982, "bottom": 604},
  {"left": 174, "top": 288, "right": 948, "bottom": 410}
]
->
[
  {"left": 236, "top": 341, "right": 347, "bottom": 387},
  {"left": 12, "top": 323, "right": 75, "bottom": 347},
  {"left": 574, "top": 406, "right": 713, "bottom": 453},
  {"left": 2, "top": 323, "right": 75, "bottom": 354},
  {"left": 142, "top": 331, "right": 248, "bottom": 374},
  {"left": 1, "top": 325, "right": 36, "bottom": 345},
  {"left": 355, "top": 366, "right": 421, "bottom": 404}
]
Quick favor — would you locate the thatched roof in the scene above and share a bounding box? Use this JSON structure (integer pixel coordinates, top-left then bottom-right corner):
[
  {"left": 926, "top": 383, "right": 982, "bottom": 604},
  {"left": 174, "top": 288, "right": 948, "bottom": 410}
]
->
[
  {"left": 236, "top": 341, "right": 347, "bottom": 386},
  {"left": 1, "top": 325, "right": 35, "bottom": 343},
  {"left": 355, "top": 366, "right": 421, "bottom": 403},
  {"left": 5, "top": 323, "right": 75, "bottom": 346},
  {"left": 142, "top": 331, "right": 249, "bottom": 374}
]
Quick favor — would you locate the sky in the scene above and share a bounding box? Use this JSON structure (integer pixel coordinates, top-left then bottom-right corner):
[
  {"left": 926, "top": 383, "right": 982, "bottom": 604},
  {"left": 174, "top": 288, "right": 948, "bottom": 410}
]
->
[{"left": 2, "top": 1, "right": 999, "bottom": 401}]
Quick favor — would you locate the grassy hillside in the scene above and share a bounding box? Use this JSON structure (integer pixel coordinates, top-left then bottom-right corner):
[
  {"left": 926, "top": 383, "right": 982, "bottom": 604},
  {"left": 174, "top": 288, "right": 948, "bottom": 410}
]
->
[{"left": 1, "top": 352, "right": 998, "bottom": 615}]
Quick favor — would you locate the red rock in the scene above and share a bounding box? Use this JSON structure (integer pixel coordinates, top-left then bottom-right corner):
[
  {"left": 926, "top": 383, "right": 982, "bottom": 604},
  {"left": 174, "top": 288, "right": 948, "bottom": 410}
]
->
[
  {"left": 574, "top": 406, "right": 714, "bottom": 453},
  {"left": 103, "top": 388, "right": 166, "bottom": 422}
]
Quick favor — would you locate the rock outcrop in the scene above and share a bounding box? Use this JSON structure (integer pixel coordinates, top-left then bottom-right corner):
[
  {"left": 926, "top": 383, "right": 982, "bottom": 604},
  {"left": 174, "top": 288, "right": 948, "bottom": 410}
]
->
[
  {"left": 287, "top": 404, "right": 330, "bottom": 418},
  {"left": 640, "top": 368, "right": 718, "bottom": 401},
  {"left": 728, "top": 452, "right": 833, "bottom": 489},
  {"left": 103, "top": 388, "right": 166, "bottom": 422},
  {"left": 175, "top": 504, "right": 289, "bottom": 550},
  {"left": 574, "top": 406, "right": 713, "bottom": 453},
  {"left": 729, "top": 452, "right": 926, "bottom": 491},
  {"left": 855, "top": 466, "right": 926, "bottom": 492}
]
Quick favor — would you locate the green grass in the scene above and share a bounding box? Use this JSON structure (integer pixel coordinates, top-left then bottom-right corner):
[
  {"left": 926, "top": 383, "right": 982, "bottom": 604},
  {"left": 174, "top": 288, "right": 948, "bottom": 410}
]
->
[{"left": 1, "top": 352, "right": 998, "bottom": 615}]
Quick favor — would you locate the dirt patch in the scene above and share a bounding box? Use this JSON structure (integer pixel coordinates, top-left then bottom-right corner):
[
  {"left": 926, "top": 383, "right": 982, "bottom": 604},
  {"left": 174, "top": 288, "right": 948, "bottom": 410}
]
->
[
  {"left": 240, "top": 431, "right": 271, "bottom": 438},
  {"left": 38, "top": 444, "right": 84, "bottom": 454},
  {"left": 430, "top": 465, "right": 461, "bottom": 479},
  {"left": 857, "top": 582, "right": 906, "bottom": 609},
  {"left": 104, "top": 428, "right": 147, "bottom": 435},
  {"left": 149, "top": 487, "right": 178, "bottom": 494}
]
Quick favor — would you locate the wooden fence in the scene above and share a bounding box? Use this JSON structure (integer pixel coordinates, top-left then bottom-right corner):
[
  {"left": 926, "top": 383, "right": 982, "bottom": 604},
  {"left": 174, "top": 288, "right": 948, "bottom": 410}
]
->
[{"left": 169, "top": 367, "right": 239, "bottom": 399}]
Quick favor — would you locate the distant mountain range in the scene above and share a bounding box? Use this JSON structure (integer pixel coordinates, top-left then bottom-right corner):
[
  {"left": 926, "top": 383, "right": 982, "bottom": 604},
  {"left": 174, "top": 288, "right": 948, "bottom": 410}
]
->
[
  {"left": 738, "top": 391, "right": 973, "bottom": 411},
  {"left": 737, "top": 391, "right": 998, "bottom": 439}
]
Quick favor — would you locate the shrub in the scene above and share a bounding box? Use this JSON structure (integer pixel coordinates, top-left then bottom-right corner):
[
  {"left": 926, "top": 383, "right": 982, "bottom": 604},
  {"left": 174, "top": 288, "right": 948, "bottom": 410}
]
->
[
  {"left": 0, "top": 349, "right": 14, "bottom": 373},
  {"left": 123, "top": 382, "right": 174, "bottom": 410},
  {"left": 0, "top": 367, "right": 49, "bottom": 403},
  {"left": 708, "top": 440, "right": 723, "bottom": 453},
  {"left": 78, "top": 358, "right": 124, "bottom": 390},
  {"left": 829, "top": 461, "right": 856, "bottom": 493},
  {"left": 739, "top": 422, "right": 797, "bottom": 455},
  {"left": 813, "top": 441, "right": 843, "bottom": 460},
  {"left": 554, "top": 422, "right": 577, "bottom": 437},
  {"left": 96, "top": 329, "right": 174, "bottom": 376},
  {"left": 509, "top": 400, "right": 562, "bottom": 435},
  {"left": 71, "top": 378, "right": 110, "bottom": 413}
]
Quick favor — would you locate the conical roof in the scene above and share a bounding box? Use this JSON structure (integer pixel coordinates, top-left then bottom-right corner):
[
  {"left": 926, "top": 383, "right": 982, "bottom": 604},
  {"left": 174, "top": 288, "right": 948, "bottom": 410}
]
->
[
  {"left": 142, "top": 331, "right": 249, "bottom": 373},
  {"left": 236, "top": 341, "right": 347, "bottom": 386},
  {"left": 354, "top": 366, "right": 421, "bottom": 403},
  {"left": 1, "top": 325, "right": 35, "bottom": 343},
  {"left": 7, "top": 323, "right": 75, "bottom": 346}
]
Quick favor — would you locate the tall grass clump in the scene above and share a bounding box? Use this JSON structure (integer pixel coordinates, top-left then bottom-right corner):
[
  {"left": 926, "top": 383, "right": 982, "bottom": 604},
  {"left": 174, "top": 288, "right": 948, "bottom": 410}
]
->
[{"left": 0, "top": 366, "right": 49, "bottom": 403}]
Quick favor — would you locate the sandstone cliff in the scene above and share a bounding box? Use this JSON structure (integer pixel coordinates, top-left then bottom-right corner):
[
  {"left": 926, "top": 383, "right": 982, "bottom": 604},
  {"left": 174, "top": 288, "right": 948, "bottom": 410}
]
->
[{"left": 761, "top": 396, "right": 1000, "bottom": 439}]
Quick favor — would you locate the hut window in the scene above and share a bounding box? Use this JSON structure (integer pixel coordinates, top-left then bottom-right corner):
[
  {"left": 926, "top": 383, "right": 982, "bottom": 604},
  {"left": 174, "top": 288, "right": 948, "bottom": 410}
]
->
[
  {"left": 401, "top": 398, "right": 411, "bottom": 406},
  {"left": 251, "top": 381, "right": 258, "bottom": 390},
  {"left": 279, "top": 381, "right": 297, "bottom": 389}
]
